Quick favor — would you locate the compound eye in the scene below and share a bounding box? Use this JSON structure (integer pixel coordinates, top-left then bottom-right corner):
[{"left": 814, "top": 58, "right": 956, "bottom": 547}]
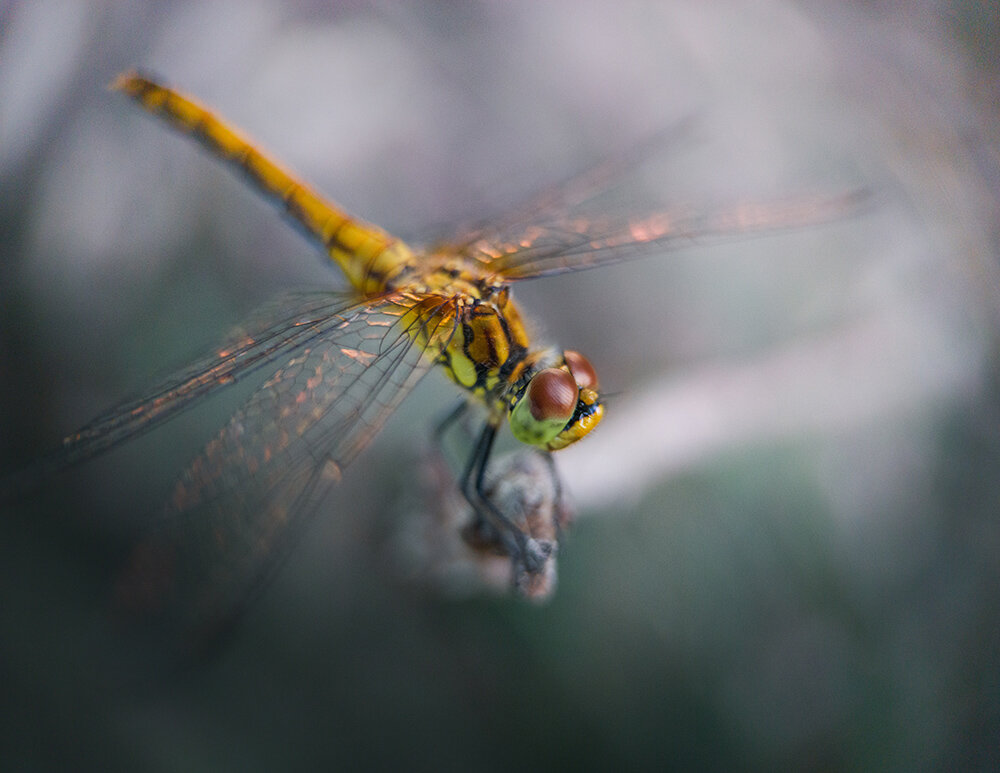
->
[
  {"left": 526, "top": 368, "right": 577, "bottom": 423},
  {"left": 509, "top": 367, "right": 578, "bottom": 447},
  {"left": 563, "top": 350, "right": 598, "bottom": 390}
]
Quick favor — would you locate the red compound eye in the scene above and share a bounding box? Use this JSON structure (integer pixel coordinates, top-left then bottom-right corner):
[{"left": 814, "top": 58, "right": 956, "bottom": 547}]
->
[
  {"left": 563, "top": 350, "right": 598, "bottom": 390},
  {"left": 526, "top": 368, "right": 577, "bottom": 422}
]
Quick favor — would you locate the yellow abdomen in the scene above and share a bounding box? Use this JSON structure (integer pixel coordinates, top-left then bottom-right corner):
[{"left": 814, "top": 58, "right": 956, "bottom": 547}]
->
[{"left": 113, "top": 72, "right": 414, "bottom": 296}]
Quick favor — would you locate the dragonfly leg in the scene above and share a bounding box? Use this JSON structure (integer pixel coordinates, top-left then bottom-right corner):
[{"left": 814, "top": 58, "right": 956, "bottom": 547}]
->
[
  {"left": 459, "top": 421, "right": 550, "bottom": 574},
  {"left": 537, "top": 450, "right": 567, "bottom": 539},
  {"left": 432, "top": 400, "right": 469, "bottom": 449}
]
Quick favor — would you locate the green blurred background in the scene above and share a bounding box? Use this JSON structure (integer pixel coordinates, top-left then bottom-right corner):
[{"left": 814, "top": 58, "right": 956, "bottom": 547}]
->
[{"left": 2, "top": 1, "right": 998, "bottom": 770}]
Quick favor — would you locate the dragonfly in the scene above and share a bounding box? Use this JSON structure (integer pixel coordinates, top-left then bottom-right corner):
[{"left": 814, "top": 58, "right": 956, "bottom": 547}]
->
[{"left": 7, "top": 72, "right": 863, "bottom": 647}]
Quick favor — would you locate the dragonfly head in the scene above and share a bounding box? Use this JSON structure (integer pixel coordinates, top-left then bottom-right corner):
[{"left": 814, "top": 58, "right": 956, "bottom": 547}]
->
[{"left": 509, "top": 350, "right": 603, "bottom": 451}]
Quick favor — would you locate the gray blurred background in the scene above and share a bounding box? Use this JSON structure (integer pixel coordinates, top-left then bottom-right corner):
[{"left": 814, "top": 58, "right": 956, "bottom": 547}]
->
[{"left": 2, "top": 1, "right": 999, "bottom": 770}]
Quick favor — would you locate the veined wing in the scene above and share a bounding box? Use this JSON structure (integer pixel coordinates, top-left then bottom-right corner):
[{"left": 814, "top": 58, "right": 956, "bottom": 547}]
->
[
  {"left": 2, "top": 291, "right": 372, "bottom": 497},
  {"left": 115, "top": 291, "right": 458, "bottom": 650},
  {"left": 423, "top": 115, "right": 866, "bottom": 282},
  {"left": 437, "top": 119, "right": 699, "bottom": 252},
  {"left": 460, "top": 189, "right": 870, "bottom": 281}
]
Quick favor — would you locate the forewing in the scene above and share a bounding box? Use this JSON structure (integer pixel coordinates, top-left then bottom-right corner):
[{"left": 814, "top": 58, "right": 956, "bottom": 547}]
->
[
  {"left": 114, "top": 291, "right": 458, "bottom": 650},
  {"left": 437, "top": 119, "right": 698, "bottom": 252},
  {"left": 463, "top": 190, "right": 870, "bottom": 281},
  {"left": 3, "top": 291, "right": 369, "bottom": 497}
]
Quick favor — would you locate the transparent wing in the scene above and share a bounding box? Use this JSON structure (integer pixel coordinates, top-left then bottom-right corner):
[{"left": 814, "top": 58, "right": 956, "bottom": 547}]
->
[
  {"left": 112, "top": 291, "right": 458, "bottom": 651},
  {"left": 422, "top": 115, "right": 866, "bottom": 282},
  {"left": 435, "top": 119, "right": 699, "bottom": 252},
  {"left": 459, "top": 189, "right": 870, "bottom": 281},
  {"left": 2, "top": 291, "right": 378, "bottom": 497}
]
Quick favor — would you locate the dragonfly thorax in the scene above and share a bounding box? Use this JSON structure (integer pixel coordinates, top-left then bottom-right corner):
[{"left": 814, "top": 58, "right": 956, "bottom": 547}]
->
[{"left": 429, "top": 275, "right": 603, "bottom": 451}]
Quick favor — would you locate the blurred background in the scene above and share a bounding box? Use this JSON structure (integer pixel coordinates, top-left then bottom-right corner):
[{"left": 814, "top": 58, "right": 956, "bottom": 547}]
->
[{"left": 2, "top": 0, "right": 998, "bottom": 769}]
